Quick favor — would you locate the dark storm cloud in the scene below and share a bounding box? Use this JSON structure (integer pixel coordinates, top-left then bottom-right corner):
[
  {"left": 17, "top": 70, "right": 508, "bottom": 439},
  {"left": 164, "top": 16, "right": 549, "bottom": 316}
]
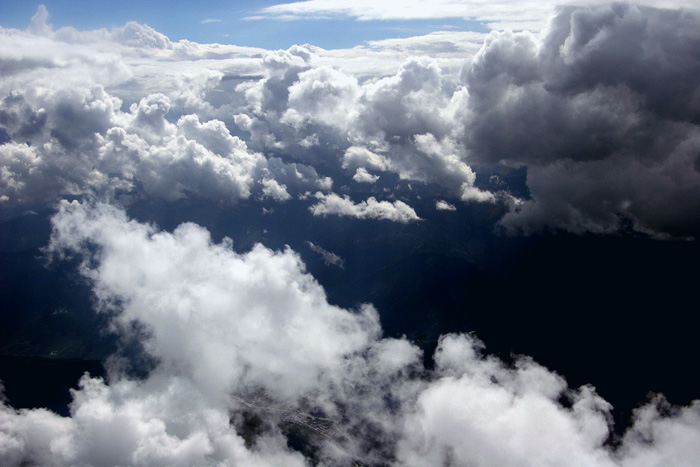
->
[{"left": 462, "top": 4, "right": 700, "bottom": 237}]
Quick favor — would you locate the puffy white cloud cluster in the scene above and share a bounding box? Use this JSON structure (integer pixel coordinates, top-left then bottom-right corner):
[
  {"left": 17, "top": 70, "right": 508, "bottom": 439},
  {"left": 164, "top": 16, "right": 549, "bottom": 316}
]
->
[
  {"left": 0, "top": 4, "right": 494, "bottom": 220},
  {"left": 310, "top": 192, "right": 421, "bottom": 223},
  {"left": 460, "top": 3, "right": 700, "bottom": 237},
  {"left": 25, "top": 4, "right": 267, "bottom": 60},
  {"left": 0, "top": 32, "right": 331, "bottom": 208},
  {"left": 0, "top": 6, "right": 336, "bottom": 210},
  {"left": 2, "top": 202, "right": 700, "bottom": 466},
  {"left": 233, "top": 48, "right": 495, "bottom": 203},
  {"left": 0, "top": 88, "right": 327, "bottom": 206}
]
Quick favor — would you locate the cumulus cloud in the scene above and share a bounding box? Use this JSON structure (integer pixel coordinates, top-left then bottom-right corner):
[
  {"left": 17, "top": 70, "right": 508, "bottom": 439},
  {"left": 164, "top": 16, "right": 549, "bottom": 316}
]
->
[
  {"left": 2, "top": 6, "right": 500, "bottom": 213},
  {"left": 240, "top": 52, "right": 495, "bottom": 202},
  {"left": 352, "top": 167, "right": 379, "bottom": 183},
  {"left": 309, "top": 192, "right": 421, "bottom": 223},
  {"left": 261, "top": 177, "right": 291, "bottom": 201},
  {"left": 0, "top": 201, "right": 379, "bottom": 464},
  {"left": 0, "top": 84, "right": 327, "bottom": 206},
  {"left": 365, "top": 31, "right": 487, "bottom": 58},
  {"left": 342, "top": 146, "right": 390, "bottom": 172},
  {"left": 2, "top": 203, "right": 700, "bottom": 465},
  {"left": 44, "top": 201, "right": 379, "bottom": 401},
  {"left": 281, "top": 65, "right": 360, "bottom": 130},
  {"left": 462, "top": 3, "right": 700, "bottom": 237},
  {"left": 435, "top": 199, "right": 456, "bottom": 211}
]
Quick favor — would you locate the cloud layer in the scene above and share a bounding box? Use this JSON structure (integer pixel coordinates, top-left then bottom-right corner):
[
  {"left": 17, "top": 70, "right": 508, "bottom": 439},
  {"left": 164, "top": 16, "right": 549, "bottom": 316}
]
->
[
  {"left": 4, "top": 3, "right": 699, "bottom": 235},
  {"left": 2, "top": 202, "right": 700, "bottom": 466}
]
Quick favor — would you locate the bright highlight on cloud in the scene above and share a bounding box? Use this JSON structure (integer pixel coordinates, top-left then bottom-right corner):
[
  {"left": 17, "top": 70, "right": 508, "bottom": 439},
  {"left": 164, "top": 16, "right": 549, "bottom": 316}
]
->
[{"left": 2, "top": 202, "right": 700, "bottom": 466}]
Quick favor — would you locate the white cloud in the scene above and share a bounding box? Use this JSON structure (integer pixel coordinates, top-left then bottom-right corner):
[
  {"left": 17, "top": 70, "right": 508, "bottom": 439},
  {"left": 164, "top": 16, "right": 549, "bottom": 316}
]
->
[
  {"left": 256, "top": 0, "right": 555, "bottom": 30},
  {"left": 0, "top": 82, "right": 326, "bottom": 206},
  {"left": 435, "top": 199, "right": 456, "bottom": 211},
  {"left": 201, "top": 19, "right": 222, "bottom": 25},
  {"left": 397, "top": 334, "right": 616, "bottom": 466},
  {"left": 45, "top": 201, "right": 380, "bottom": 401},
  {"left": 1, "top": 203, "right": 700, "bottom": 465},
  {"left": 310, "top": 192, "right": 421, "bottom": 223},
  {"left": 281, "top": 65, "right": 360, "bottom": 129},
  {"left": 2, "top": 6, "right": 497, "bottom": 207},
  {"left": 352, "top": 167, "right": 379, "bottom": 183},
  {"left": 366, "top": 31, "right": 487, "bottom": 57},
  {"left": 241, "top": 52, "right": 494, "bottom": 201},
  {"left": 342, "top": 146, "right": 390, "bottom": 172},
  {"left": 255, "top": 0, "right": 700, "bottom": 31},
  {"left": 261, "top": 177, "right": 291, "bottom": 201}
]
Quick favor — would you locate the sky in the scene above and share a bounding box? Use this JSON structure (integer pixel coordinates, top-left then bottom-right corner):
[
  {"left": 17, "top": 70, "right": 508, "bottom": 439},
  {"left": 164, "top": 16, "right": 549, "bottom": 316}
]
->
[
  {"left": 2, "top": 1, "right": 700, "bottom": 466},
  {"left": 0, "top": 0, "right": 492, "bottom": 49}
]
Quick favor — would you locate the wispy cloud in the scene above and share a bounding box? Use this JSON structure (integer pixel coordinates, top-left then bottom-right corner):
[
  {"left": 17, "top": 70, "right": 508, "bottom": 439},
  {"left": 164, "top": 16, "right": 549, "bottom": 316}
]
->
[
  {"left": 306, "top": 240, "right": 345, "bottom": 268},
  {"left": 255, "top": 0, "right": 700, "bottom": 31},
  {"left": 201, "top": 18, "right": 222, "bottom": 24}
]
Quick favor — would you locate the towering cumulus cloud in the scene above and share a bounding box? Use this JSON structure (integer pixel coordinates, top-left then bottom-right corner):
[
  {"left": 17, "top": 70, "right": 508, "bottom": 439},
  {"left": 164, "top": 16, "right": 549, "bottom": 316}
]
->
[
  {"left": 462, "top": 4, "right": 700, "bottom": 237},
  {"left": 1, "top": 202, "right": 700, "bottom": 466}
]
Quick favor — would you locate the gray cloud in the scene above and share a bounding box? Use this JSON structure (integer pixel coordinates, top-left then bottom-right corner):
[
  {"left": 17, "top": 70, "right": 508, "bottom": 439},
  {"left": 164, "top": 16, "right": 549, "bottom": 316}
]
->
[
  {"left": 462, "top": 4, "right": 700, "bottom": 237},
  {"left": 306, "top": 240, "right": 345, "bottom": 268}
]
